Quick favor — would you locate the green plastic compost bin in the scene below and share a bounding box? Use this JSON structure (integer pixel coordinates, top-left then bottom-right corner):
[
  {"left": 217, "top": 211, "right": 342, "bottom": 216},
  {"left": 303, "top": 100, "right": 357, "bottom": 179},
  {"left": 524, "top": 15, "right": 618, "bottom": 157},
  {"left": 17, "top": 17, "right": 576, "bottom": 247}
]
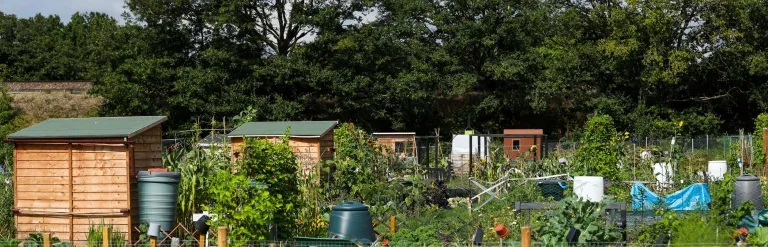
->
[
  {"left": 537, "top": 179, "right": 565, "bottom": 201},
  {"left": 295, "top": 237, "right": 358, "bottom": 247},
  {"left": 327, "top": 202, "right": 375, "bottom": 244},
  {"left": 138, "top": 171, "right": 181, "bottom": 235}
]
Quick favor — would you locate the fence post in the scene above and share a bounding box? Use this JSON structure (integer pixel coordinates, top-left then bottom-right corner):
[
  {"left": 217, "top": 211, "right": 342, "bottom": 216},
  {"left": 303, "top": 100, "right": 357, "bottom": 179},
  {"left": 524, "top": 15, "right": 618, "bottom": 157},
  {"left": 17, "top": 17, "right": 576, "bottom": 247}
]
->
[
  {"left": 103, "top": 226, "right": 109, "bottom": 247},
  {"left": 692, "top": 138, "right": 694, "bottom": 153},
  {"left": 763, "top": 129, "right": 768, "bottom": 173},
  {"left": 521, "top": 226, "right": 531, "bottom": 247},
  {"left": 390, "top": 216, "right": 396, "bottom": 234},
  {"left": 42, "top": 233, "right": 50, "bottom": 247},
  {"left": 149, "top": 236, "right": 156, "bottom": 247},
  {"left": 218, "top": 227, "right": 228, "bottom": 247}
]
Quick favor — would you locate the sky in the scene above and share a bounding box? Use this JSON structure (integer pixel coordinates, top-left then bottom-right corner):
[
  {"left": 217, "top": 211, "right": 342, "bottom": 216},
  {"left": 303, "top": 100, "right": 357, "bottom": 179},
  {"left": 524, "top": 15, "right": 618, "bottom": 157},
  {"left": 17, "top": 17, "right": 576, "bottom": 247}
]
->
[{"left": 0, "top": 0, "right": 126, "bottom": 23}]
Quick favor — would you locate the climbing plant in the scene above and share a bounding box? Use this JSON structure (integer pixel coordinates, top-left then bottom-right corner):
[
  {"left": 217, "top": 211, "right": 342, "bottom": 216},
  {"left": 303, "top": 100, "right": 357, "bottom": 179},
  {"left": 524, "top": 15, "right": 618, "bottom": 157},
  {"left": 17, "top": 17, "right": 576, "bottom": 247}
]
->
[{"left": 576, "top": 114, "right": 620, "bottom": 179}]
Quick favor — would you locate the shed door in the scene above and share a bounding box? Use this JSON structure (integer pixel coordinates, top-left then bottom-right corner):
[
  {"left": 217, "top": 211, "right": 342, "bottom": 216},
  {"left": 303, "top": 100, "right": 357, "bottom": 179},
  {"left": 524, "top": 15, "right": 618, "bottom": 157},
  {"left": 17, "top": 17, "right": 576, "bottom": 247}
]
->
[
  {"left": 15, "top": 144, "right": 72, "bottom": 240},
  {"left": 15, "top": 143, "right": 129, "bottom": 242}
]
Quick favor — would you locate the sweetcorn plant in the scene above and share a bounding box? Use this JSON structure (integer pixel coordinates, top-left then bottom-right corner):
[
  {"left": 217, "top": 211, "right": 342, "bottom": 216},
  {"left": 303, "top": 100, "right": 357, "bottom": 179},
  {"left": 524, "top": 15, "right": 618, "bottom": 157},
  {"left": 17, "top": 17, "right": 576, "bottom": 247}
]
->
[{"left": 535, "top": 197, "right": 622, "bottom": 244}]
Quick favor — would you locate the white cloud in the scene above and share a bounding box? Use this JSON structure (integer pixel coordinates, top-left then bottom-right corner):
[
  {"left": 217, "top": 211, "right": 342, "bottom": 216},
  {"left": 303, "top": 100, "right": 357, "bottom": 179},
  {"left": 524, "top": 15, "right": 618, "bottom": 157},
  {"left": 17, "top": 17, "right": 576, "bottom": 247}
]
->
[{"left": 0, "top": 0, "right": 126, "bottom": 24}]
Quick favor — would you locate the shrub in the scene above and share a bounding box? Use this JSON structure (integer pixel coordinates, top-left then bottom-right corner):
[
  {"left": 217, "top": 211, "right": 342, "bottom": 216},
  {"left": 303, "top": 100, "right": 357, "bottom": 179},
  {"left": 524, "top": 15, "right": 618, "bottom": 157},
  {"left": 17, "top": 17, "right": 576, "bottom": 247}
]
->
[
  {"left": 577, "top": 114, "right": 620, "bottom": 179},
  {"left": 535, "top": 196, "right": 622, "bottom": 244},
  {"left": 753, "top": 113, "right": 768, "bottom": 168},
  {"left": 205, "top": 135, "right": 300, "bottom": 242}
]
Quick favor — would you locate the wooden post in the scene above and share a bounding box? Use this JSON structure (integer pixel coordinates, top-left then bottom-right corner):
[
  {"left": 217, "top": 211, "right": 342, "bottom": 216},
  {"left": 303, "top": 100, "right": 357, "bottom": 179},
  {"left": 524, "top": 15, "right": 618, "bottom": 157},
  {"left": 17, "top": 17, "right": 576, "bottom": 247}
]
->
[
  {"left": 763, "top": 128, "right": 768, "bottom": 175},
  {"left": 42, "top": 233, "right": 51, "bottom": 247},
  {"left": 198, "top": 234, "right": 206, "bottom": 247},
  {"left": 218, "top": 227, "right": 228, "bottom": 247},
  {"left": 68, "top": 143, "right": 74, "bottom": 242},
  {"left": 149, "top": 236, "right": 156, "bottom": 247},
  {"left": 521, "top": 226, "right": 531, "bottom": 247},
  {"left": 389, "top": 216, "right": 396, "bottom": 234},
  {"left": 103, "top": 226, "right": 110, "bottom": 247}
]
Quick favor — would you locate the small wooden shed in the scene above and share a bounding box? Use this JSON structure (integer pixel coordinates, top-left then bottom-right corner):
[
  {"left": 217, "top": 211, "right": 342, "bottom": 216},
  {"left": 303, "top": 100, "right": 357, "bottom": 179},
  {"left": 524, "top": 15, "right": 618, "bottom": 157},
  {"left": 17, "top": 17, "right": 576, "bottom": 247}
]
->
[
  {"left": 7, "top": 116, "right": 167, "bottom": 243},
  {"left": 372, "top": 132, "right": 417, "bottom": 158},
  {"left": 228, "top": 121, "right": 337, "bottom": 175},
  {"left": 503, "top": 129, "right": 545, "bottom": 160}
]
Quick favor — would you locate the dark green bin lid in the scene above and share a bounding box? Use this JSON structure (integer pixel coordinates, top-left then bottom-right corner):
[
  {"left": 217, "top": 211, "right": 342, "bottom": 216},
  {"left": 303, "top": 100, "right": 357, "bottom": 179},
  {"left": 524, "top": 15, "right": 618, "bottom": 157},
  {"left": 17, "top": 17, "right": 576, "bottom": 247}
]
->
[
  {"left": 737, "top": 175, "right": 759, "bottom": 181},
  {"left": 137, "top": 171, "right": 181, "bottom": 182},
  {"left": 332, "top": 202, "right": 368, "bottom": 211}
]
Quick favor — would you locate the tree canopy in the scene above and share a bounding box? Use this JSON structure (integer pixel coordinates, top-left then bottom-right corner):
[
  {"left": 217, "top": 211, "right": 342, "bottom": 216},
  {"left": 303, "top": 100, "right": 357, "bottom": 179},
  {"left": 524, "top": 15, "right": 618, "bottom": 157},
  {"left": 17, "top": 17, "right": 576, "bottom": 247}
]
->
[{"left": 1, "top": 0, "right": 768, "bottom": 137}]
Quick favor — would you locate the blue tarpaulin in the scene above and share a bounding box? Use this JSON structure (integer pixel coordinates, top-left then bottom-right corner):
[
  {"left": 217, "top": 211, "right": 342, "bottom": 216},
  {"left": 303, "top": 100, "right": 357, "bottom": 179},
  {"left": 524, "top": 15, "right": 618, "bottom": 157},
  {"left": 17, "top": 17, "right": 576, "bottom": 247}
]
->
[{"left": 631, "top": 183, "right": 711, "bottom": 210}]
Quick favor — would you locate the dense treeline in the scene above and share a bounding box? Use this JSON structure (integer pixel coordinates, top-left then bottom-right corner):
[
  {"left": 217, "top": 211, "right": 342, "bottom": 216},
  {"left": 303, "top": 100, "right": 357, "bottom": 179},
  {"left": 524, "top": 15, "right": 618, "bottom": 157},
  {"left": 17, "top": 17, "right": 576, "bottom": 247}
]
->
[{"left": 1, "top": 0, "right": 768, "bottom": 138}]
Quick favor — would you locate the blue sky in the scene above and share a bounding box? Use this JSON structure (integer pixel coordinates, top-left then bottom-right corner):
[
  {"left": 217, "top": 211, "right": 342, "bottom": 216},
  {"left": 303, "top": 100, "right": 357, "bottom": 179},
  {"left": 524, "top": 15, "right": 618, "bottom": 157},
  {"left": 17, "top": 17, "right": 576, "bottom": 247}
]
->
[{"left": 0, "top": 0, "right": 126, "bottom": 23}]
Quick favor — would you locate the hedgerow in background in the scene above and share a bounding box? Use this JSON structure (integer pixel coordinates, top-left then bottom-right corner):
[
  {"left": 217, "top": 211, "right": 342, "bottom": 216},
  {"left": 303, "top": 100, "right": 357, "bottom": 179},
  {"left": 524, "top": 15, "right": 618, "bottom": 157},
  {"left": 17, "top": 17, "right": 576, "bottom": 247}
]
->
[
  {"left": 577, "top": 114, "right": 620, "bottom": 179},
  {"left": 752, "top": 113, "right": 768, "bottom": 169}
]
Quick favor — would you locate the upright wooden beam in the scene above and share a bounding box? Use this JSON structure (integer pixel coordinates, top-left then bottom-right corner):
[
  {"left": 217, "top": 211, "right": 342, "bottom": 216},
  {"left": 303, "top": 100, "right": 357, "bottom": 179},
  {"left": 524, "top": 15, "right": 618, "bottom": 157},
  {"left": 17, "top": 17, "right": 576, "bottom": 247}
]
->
[
  {"left": 68, "top": 143, "right": 73, "bottom": 242},
  {"left": 103, "top": 226, "right": 109, "bottom": 247},
  {"left": 218, "top": 227, "right": 228, "bottom": 247},
  {"left": 12, "top": 144, "right": 17, "bottom": 239},
  {"left": 43, "top": 233, "right": 51, "bottom": 247},
  {"left": 763, "top": 128, "right": 768, "bottom": 176},
  {"left": 126, "top": 143, "right": 133, "bottom": 243},
  {"left": 521, "top": 226, "right": 531, "bottom": 247}
]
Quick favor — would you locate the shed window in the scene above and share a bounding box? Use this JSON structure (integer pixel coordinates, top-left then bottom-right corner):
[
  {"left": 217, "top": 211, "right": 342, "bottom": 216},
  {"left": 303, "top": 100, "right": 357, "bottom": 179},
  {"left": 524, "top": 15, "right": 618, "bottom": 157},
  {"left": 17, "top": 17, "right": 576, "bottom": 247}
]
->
[
  {"left": 513, "top": 140, "right": 520, "bottom": 150},
  {"left": 395, "top": 141, "right": 405, "bottom": 153}
]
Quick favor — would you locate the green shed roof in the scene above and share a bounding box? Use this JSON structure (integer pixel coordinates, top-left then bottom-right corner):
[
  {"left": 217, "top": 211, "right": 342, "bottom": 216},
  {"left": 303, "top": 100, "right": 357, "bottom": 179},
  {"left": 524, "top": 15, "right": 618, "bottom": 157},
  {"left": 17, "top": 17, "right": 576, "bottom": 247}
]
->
[
  {"left": 7, "top": 116, "right": 167, "bottom": 139},
  {"left": 228, "top": 121, "right": 338, "bottom": 137}
]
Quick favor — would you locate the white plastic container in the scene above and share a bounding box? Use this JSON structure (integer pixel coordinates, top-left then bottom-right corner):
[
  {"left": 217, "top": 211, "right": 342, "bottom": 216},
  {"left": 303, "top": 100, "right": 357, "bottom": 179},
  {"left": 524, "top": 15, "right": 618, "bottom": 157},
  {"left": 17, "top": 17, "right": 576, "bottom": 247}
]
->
[
  {"left": 573, "top": 176, "right": 604, "bottom": 202},
  {"left": 653, "top": 162, "right": 674, "bottom": 186},
  {"left": 708, "top": 160, "right": 727, "bottom": 181}
]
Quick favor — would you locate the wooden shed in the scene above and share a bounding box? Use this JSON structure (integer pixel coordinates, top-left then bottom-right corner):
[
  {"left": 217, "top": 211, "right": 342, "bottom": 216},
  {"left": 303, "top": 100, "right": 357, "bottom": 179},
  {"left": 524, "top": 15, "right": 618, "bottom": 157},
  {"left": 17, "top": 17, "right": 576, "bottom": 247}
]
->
[
  {"left": 372, "top": 132, "right": 417, "bottom": 158},
  {"left": 503, "top": 129, "right": 545, "bottom": 160},
  {"left": 228, "top": 121, "right": 337, "bottom": 176},
  {"left": 7, "top": 116, "right": 167, "bottom": 243}
]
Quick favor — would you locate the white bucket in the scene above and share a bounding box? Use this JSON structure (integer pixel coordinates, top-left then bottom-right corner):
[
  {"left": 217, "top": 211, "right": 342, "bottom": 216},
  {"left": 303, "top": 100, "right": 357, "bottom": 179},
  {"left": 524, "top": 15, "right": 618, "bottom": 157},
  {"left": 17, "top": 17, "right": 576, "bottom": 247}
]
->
[
  {"left": 573, "top": 176, "right": 604, "bottom": 202},
  {"left": 653, "top": 162, "right": 674, "bottom": 186},
  {"left": 708, "top": 160, "right": 727, "bottom": 181}
]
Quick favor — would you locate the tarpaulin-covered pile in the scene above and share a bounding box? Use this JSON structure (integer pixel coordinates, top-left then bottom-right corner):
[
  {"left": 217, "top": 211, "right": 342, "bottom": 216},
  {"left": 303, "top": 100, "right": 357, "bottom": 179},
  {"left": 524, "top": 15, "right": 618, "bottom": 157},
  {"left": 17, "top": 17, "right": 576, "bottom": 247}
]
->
[{"left": 631, "top": 183, "right": 711, "bottom": 210}]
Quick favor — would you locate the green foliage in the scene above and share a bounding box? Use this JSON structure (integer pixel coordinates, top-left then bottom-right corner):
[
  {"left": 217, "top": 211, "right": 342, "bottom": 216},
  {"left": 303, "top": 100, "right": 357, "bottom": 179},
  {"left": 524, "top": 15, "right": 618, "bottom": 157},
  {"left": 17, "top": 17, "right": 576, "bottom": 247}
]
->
[
  {"left": 671, "top": 214, "right": 731, "bottom": 245},
  {"left": 753, "top": 113, "right": 768, "bottom": 167},
  {"left": 576, "top": 114, "right": 620, "bottom": 179},
  {"left": 535, "top": 196, "right": 622, "bottom": 244},
  {"left": 23, "top": 233, "right": 70, "bottom": 247},
  {"left": 751, "top": 227, "right": 768, "bottom": 246},
  {"left": 710, "top": 172, "right": 736, "bottom": 224},
  {"left": 732, "top": 201, "right": 756, "bottom": 227},
  {"left": 205, "top": 171, "right": 276, "bottom": 244},
  {"left": 164, "top": 141, "right": 228, "bottom": 226},
  {"left": 205, "top": 136, "right": 300, "bottom": 242},
  {"left": 325, "top": 123, "right": 401, "bottom": 204},
  {"left": 0, "top": 238, "right": 20, "bottom": 247},
  {"left": 389, "top": 226, "right": 441, "bottom": 247},
  {"left": 0, "top": 85, "right": 18, "bottom": 237},
  {"left": 87, "top": 222, "right": 126, "bottom": 247}
]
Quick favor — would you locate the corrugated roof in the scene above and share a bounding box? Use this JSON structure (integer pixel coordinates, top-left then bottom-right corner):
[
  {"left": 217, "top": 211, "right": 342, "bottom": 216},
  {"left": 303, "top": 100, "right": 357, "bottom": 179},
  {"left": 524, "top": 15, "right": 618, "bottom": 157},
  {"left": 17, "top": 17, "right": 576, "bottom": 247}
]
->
[
  {"left": 7, "top": 116, "right": 167, "bottom": 139},
  {"left": 228, "top": 121, "right": 338, "bottom": 137}
]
